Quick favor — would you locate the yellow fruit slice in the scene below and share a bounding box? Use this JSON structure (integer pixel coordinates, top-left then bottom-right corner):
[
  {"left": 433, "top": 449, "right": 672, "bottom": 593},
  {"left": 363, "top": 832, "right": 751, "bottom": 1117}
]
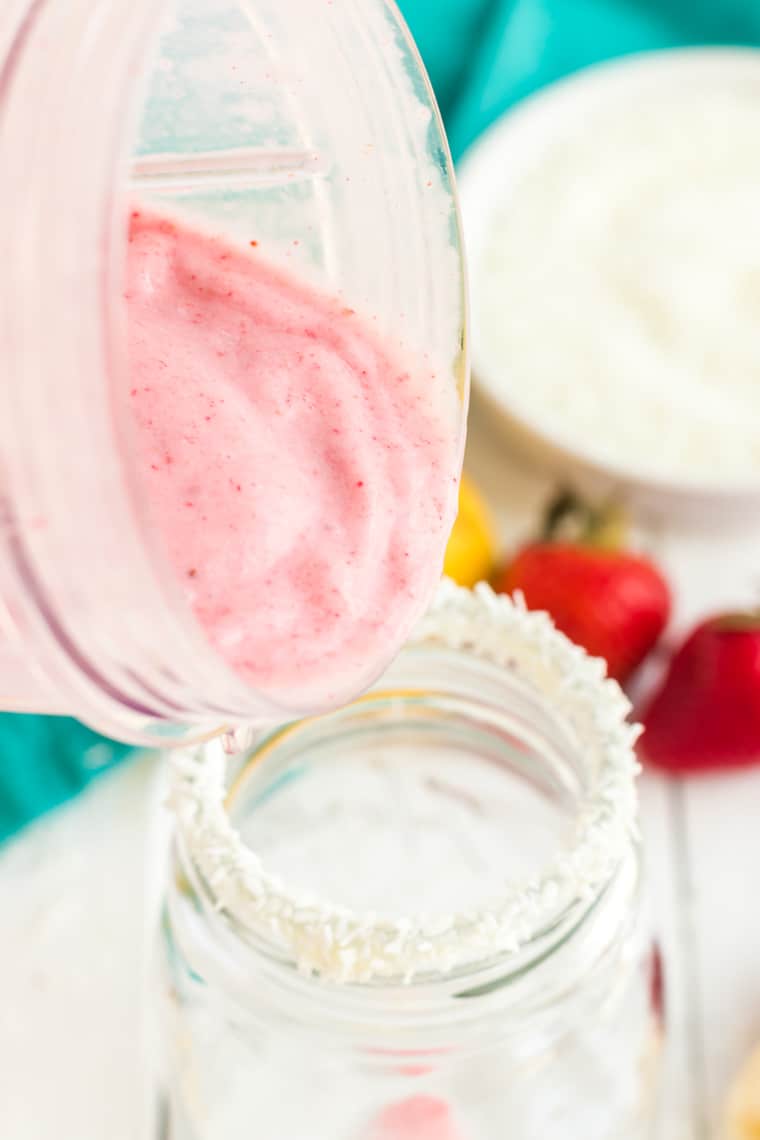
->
[
  {"left": 726, "top": 1045, "right": 760, "bottom": 1140},
  {"left": 443, "top": 474, "right": 496, "bottom": 588}
]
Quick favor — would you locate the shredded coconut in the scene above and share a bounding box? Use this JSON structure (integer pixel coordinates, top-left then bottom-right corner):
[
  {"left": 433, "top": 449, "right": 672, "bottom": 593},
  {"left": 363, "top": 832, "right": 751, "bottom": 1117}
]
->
[
  {"left": 474, "top": 65, "right": 760, "bottom": 484},
  {"left": 170, "top": 581, "right": 641, "bottom": 983}
]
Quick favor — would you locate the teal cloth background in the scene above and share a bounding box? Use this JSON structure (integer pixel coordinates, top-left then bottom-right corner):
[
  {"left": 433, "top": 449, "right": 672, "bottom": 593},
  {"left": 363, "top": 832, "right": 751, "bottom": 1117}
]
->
[
  {"left": 2, "top": 0, "right": 759, "bottom": 842},
  {"left": 0, "top": 718, "right": 132, "bottom": 842},
  {"left": 402, "top": 0, "right": 760, "bottom": 160}
]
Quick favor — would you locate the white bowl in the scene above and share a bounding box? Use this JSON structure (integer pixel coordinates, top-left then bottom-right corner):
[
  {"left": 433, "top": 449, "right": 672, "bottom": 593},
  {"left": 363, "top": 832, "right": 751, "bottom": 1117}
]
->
[{"left": 458, "top": 48, "right": 760, "bottom": 522}]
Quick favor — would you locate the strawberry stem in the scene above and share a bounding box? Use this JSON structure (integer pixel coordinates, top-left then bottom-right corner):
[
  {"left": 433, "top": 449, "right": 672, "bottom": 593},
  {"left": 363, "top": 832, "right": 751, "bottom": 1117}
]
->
[
  {"left": 541, "top": 488, "right": 628, "bottom": 550},
  {"left": 713, "top": 611, "right": 760, "bottom": 632}
]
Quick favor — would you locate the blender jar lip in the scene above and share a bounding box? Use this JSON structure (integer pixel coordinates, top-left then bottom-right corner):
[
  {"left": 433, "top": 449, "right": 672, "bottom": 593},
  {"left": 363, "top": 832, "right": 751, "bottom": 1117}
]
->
[{"left": 169, "top": 581, "right": 642, "bottom": 987}]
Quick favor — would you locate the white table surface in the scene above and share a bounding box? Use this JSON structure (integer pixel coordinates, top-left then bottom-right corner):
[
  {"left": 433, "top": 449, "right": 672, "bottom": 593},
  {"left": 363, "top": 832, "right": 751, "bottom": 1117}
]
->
[{"left": 2, "top": 395, "right": 760, "bottom": 1139}]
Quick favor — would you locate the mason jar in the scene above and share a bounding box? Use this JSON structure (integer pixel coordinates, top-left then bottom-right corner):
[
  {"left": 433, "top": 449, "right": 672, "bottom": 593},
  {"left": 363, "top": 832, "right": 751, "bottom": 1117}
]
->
[{"left": 157, "top": 584, "right": 664, "bottom": 1139}]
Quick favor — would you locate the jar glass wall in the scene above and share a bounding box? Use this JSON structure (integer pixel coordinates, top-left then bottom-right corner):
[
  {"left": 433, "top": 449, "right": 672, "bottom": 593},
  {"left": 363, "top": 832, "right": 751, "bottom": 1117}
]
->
[{"left": 157, "top": 588, "right": 664, "bottom": 1139}]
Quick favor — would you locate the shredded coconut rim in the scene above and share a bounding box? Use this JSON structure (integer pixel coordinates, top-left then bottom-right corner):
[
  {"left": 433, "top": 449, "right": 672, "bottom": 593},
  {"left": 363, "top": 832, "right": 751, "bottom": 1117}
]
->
[{"left": 170, "top": 581, "right": 641, "bottom": 984}]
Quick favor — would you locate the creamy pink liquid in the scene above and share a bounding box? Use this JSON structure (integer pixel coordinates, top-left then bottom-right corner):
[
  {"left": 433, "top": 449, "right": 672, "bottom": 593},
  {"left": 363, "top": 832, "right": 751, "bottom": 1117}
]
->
[
  {"left": 126, "top": 209, "right": 461, "bottom": 708},
  {"left": 369, "top": 1096, "right": 464, "bottom": 1140}
]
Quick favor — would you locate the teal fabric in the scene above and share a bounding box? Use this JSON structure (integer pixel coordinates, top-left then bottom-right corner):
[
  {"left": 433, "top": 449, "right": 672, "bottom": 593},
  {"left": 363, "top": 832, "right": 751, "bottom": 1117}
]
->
[
  {"left": 3, "top": 0, "right": 759, "bottom": 842},
  {"left": 401, "top": 0, "right": 760, "bottom": 159},
  {"left": 0, "top": 716, "right": 133, "bottom": 842}
]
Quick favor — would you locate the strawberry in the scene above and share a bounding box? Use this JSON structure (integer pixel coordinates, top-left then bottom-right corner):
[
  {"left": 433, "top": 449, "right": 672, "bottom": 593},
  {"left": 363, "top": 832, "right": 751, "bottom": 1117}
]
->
[
  {"left": 641, "top": 612, "right": 760, "bottom": 774},
  {"left": 495, "top": 491, "right": 671, "bottom": 684}
]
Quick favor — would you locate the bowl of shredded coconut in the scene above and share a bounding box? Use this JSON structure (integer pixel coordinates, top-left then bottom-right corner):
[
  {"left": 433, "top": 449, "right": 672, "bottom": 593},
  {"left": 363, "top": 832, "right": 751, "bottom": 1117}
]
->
[{"left": 459, "top": 48, "right": 760, "bottom": 515}]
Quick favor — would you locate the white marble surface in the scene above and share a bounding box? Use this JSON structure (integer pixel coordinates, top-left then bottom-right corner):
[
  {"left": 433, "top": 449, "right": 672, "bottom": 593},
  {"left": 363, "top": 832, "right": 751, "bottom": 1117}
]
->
[
  {"left": 0, "top": 754, "right": 163, "bottom": 1140},
  {"left": 468, "top": 394, "right": 760, "bottom": 1140},
  {"left": 1, "top": 397, "right": 760, "bottom": 1138}
]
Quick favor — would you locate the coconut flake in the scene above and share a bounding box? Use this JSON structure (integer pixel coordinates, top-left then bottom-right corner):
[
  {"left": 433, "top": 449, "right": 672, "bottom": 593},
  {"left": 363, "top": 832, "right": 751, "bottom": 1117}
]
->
[{"left": 170, "top": 581, "right": 641, "bottom": 983}]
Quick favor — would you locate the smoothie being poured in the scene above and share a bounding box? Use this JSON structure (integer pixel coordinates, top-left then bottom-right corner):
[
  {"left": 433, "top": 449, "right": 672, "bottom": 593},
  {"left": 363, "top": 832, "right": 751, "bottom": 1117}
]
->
[{"left": 126, "top": 208, "right": 462, "bottom": 709}]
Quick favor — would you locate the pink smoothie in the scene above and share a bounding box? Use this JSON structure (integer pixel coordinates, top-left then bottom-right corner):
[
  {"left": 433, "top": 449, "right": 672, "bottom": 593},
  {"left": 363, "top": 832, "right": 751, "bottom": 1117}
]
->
[
  {"left": 367, "top": 1096, "right": 465, "bottom": 1140},
  {"left": 126, "top": 208, "right": 461, "bottom": 708}
]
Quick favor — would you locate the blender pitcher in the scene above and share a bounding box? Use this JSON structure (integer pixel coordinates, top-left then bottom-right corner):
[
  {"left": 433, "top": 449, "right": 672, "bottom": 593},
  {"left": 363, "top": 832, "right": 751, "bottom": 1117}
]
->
[{"left": 0, "top": 0, "right": 468, "bottom": 744}]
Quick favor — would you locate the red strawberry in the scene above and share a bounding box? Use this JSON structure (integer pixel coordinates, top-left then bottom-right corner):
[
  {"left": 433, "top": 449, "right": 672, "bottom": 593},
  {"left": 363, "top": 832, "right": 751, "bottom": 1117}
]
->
[
  {"left": 495, "top": 491, "right": 671, "bottom": 684},
  {"left": 641, "top": 613, "right": 760, "bottom": 774}
]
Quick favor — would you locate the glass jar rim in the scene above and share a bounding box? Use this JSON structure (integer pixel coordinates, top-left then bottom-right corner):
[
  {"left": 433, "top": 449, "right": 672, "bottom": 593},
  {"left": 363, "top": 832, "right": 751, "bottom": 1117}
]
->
[{"left": 170, "top": 582, "right": 642, "bottom": 986}]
